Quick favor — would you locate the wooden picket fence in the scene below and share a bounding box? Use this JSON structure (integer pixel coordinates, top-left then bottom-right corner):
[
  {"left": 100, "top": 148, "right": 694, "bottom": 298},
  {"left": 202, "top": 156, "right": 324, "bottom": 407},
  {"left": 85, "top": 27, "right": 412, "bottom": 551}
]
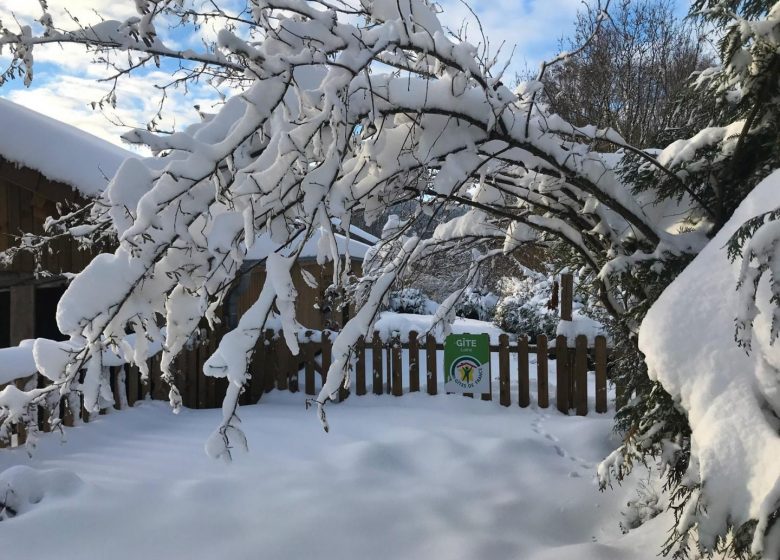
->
[
  {"left": 0, "top": 328, "right": 612, "bottom": 448},
  {"left": 284, "top": 330, "right": 611, "bottom": 415}
]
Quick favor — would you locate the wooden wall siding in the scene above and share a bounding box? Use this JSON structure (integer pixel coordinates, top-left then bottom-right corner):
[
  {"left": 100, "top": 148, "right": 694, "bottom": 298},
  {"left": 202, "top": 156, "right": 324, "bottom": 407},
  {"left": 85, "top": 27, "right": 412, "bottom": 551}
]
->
[
  {"left": 0, "top": 157, "right": 99, "bottom": 277},
  {"left": 237, "top": 260, "right": 362, "bottom": 331}
]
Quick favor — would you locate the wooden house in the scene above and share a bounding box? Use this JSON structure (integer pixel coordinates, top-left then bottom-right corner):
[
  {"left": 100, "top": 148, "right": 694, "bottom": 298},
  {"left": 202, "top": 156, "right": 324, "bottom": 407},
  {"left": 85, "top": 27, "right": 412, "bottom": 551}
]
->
[
  {"left": 0, "top": 98, "right": 376, "bottom": 349},
  {"left": 0, "top": 98, "right": 133, "bottom": 348}
]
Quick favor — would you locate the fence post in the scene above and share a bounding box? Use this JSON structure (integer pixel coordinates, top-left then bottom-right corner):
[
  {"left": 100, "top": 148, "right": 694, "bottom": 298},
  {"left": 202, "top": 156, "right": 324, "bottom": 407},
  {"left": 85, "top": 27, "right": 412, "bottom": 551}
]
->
[
  {"left": 595, "top": 336, "right": 608, "bottom": 413},
  {"left": 575, "top": 335, "right": 589, "bottom": 416},
  {"left": 355, "top": 335, "right": 366, "bottom": 396},
  {"left": 426, "top": 334, "right": 438, "bottom": 395},
  {"left": 556, "top": 335, "right": 569, "bottom": 414},
  {"left": 372, "top": 331, "right": 383, "bottom": 395},
  {"left": 391, "top": 335, "right": 403, "bottom": 397},
  {"left": 517, "top": 335, "right": 530, "bottom": 407},
  {"left": 537, "top": 335, "right": 549, "bottom": 408},
  {"left": 126, "top": 363, "right": 140, "bottom": 407},
  {"left": 560, "top": 273, "right": 573, "bottom": 321},
  {"left": 498, "top": 334, "right": 510, "bottom": 406},
  {"left": 408, "top": 331, "right": 420, "bottom": 392},
  {"left": 559, "top": 273, "right": 575, "bottom": 411}
]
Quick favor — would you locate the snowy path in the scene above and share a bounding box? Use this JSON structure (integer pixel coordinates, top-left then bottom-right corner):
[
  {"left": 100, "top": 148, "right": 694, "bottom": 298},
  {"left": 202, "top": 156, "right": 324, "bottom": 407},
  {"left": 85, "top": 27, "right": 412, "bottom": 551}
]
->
[{"left": 0, "top": 388, "right": 670, "bottom": 559}]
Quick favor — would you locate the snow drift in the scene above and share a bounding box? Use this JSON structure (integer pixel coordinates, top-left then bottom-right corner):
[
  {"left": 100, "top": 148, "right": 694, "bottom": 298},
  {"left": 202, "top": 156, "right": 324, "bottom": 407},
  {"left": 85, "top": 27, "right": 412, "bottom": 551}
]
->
[{"left": 639, "top": 170, "right": 780, "bottom": 555}]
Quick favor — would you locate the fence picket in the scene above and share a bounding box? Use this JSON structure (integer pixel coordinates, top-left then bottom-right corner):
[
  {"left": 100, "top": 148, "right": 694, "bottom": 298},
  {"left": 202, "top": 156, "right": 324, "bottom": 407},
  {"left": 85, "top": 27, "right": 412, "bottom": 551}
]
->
[
  {"left": 372, "top": 331, "right": 383, "bottom": 395},
  {"left": 127, "top": 363, "right": 140, "bottom": 407},
  {"left": 304, "top": 336, "right": 316, "bottom": 395},
  {"left": 556, "top": 335, "right": 569, "bottom": 414},
  {"left": 276, "top": 334, "right": 290, "bottom": 392},
  {"left": 151, "top": 354, "right": 167, "bottom": 401},
  {"left": 111, "top": 367, "right": 124, "bottom": 410},
  {"left": 263, "top": 330, "right": 276, "bottom": 394},
  {"left": 186, "top": 342, "right": 200, "bottom": 408},
  {"left": 595, "top": 335, "right": 608, "bottom": 413},
  {"left": 517, "top": 335, "right": 530, "bottom": 408},
  {"left": 385, "top": 338, "right": 392, "bottom": 395},
  {"left": 499, "top": 334, "right": 510, "bottom": 407},
  {"left": 408, "top": 331, "right": 420, "bottom": 392},
  {"left": 67, "top": 390, "right": 81, "bottom": 426},
  {"left": 249, "top": 338, "right": 265, "bottom": 403},
  {"left": 391, "top": 335, "right": 402, "bottom": 397},
  {"left": 537, "top": 335, "right": 549, "bottom": 408},
  {"left": 575, "top": 335, "right": 589, "bottom": 416},
  {"left": 356, "top": 336, "right": 366, "bottom": 396},
  {"left": 426, "top": 334, "right": 437, "bottom": 395}
]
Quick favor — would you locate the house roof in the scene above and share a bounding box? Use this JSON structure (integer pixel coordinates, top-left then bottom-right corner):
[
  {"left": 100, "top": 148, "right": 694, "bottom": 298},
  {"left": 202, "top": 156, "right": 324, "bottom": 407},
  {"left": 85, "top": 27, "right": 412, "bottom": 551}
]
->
[
  {"left": 245, "top": 226, "right": 374, "bottom": 262},
  {"left": 0, "top": 98, "right": 377, "bottom": 262},
  {"left": 0, "top": 97, "right": 135, "bottom": 197}
]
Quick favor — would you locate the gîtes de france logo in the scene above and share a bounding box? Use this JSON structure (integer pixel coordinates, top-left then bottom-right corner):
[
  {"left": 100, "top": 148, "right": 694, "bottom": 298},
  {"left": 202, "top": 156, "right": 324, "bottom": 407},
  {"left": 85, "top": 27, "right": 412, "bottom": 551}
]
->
[{"left": 448, "top": 356, "right": 488, "bottom": 391}]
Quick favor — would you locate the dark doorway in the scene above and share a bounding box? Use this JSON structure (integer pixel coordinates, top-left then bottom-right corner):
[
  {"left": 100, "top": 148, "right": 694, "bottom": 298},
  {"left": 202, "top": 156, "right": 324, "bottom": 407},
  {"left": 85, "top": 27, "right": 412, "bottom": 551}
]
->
[
  {"left": 35, "top": 285, "right": 67, "bottom": 341},
  {"left": 0, "top": 290, "right": 9, "bottom": 348}
]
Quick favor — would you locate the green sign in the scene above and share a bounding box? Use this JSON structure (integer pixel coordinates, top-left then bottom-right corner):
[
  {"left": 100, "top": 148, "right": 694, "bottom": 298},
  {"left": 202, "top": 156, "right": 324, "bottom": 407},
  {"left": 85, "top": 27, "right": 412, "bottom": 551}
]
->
[{"left": 444, "top": 333, "right": 491, "bottom": 394}]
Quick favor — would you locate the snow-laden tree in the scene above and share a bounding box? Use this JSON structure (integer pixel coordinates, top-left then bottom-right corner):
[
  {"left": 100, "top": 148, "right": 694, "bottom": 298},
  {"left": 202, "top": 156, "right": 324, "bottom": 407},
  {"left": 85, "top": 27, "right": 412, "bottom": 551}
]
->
[
  {"left": 1, "top": 0, "right": 775, "bottom": 556},
  {"left": 598, "top": 2, "right": 780, "bottom": 558}
]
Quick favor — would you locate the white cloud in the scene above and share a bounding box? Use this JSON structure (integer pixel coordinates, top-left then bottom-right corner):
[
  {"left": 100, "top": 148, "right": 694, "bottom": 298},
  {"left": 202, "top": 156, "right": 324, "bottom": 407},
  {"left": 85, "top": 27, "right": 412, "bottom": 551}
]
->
[
  {"left": 0, "top": 0, "right": 135, "bottom": 29},
  {"left": 2, "top": 67, "right": 231, "bottom": 153}
]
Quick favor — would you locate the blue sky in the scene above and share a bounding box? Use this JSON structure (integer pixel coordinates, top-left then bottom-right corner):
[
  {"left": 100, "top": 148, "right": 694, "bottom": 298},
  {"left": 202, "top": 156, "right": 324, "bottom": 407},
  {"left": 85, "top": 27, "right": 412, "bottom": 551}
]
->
[{"left": 0, "top": 1, "right": 688, "bottom": 150}]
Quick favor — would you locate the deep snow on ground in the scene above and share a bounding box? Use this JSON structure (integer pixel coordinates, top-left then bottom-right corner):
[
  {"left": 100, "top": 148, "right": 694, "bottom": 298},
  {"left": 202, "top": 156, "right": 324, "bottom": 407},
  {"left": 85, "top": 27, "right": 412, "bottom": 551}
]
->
[{"left": 0, "top": 378, "right": 671, "bottom": 559}]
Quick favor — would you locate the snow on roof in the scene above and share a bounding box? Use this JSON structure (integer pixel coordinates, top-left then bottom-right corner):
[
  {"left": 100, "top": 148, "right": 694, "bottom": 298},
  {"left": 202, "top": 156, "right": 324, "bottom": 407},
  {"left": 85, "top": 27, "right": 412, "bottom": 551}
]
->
[
  {"left": 245, "top": 226, "right": 374, "bottom": 262},
  {"left": 0, "top": 97, "right": 135, "bottom": 197},
  {"left": 332, "top": 221, "right": 378, "bottom": 245}
]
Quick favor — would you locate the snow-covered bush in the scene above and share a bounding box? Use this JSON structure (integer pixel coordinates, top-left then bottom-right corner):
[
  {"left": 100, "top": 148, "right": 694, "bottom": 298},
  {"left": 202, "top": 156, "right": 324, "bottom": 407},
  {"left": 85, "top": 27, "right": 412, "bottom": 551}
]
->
[
  {"left": 455, "top": 288, "right": 498, "bottom": 321},
  {"left": 0, "top": 466, "right": 82, "bottom": 520},
  {"left": 387, "top": 288, "right": 435, "bottom": 315},
  {"left": 619, "top": 479, "right": 663, "bottom": 534},
  {"left": 493, "top": 276, "right": 558, "bottom": 339}
]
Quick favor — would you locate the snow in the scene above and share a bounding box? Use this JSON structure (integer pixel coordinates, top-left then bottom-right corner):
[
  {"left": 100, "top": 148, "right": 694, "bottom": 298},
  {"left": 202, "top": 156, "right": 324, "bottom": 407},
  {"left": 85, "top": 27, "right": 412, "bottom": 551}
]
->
[
  {"left": 0, "top": 340, "right": 37, "bottom": 385},
  {"left": 556, "top": 310, "right": 606, "bottom": 345},
  {"left": 0, "top": 98, "right": 135, "bottom": 197},
  {"left": 639, "top": 169, "right": 780, "bottom": 555},
  {"left": 245, "top": 226, "right": 373, "bottom": 261},
  {"left": 0, "top": 387, "right": 669, "bottom": 559},
  {"left": 0, "top": 465, "right": 83, "bottom": 518},
  {"left": 374, "top": 312, "right": 507, "bottom": 343}
]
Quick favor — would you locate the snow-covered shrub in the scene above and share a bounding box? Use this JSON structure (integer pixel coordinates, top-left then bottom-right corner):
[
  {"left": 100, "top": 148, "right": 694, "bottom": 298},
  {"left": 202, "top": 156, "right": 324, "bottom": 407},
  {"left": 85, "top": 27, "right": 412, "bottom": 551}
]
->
[
  {"left": 493, "top": 276, "right": 558, "bottom": 339},
  {"left": 455, "top": 288, "right": 498, "bottom": 321},
  {"left": 619, "top": 479, "right": 663, "bottom": 534},
  {"left": 0, "top": 466, "right": 82, "bottom": 520},
  {"left": 387, "top": 288, "right": 435, "bottom": 315}
]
